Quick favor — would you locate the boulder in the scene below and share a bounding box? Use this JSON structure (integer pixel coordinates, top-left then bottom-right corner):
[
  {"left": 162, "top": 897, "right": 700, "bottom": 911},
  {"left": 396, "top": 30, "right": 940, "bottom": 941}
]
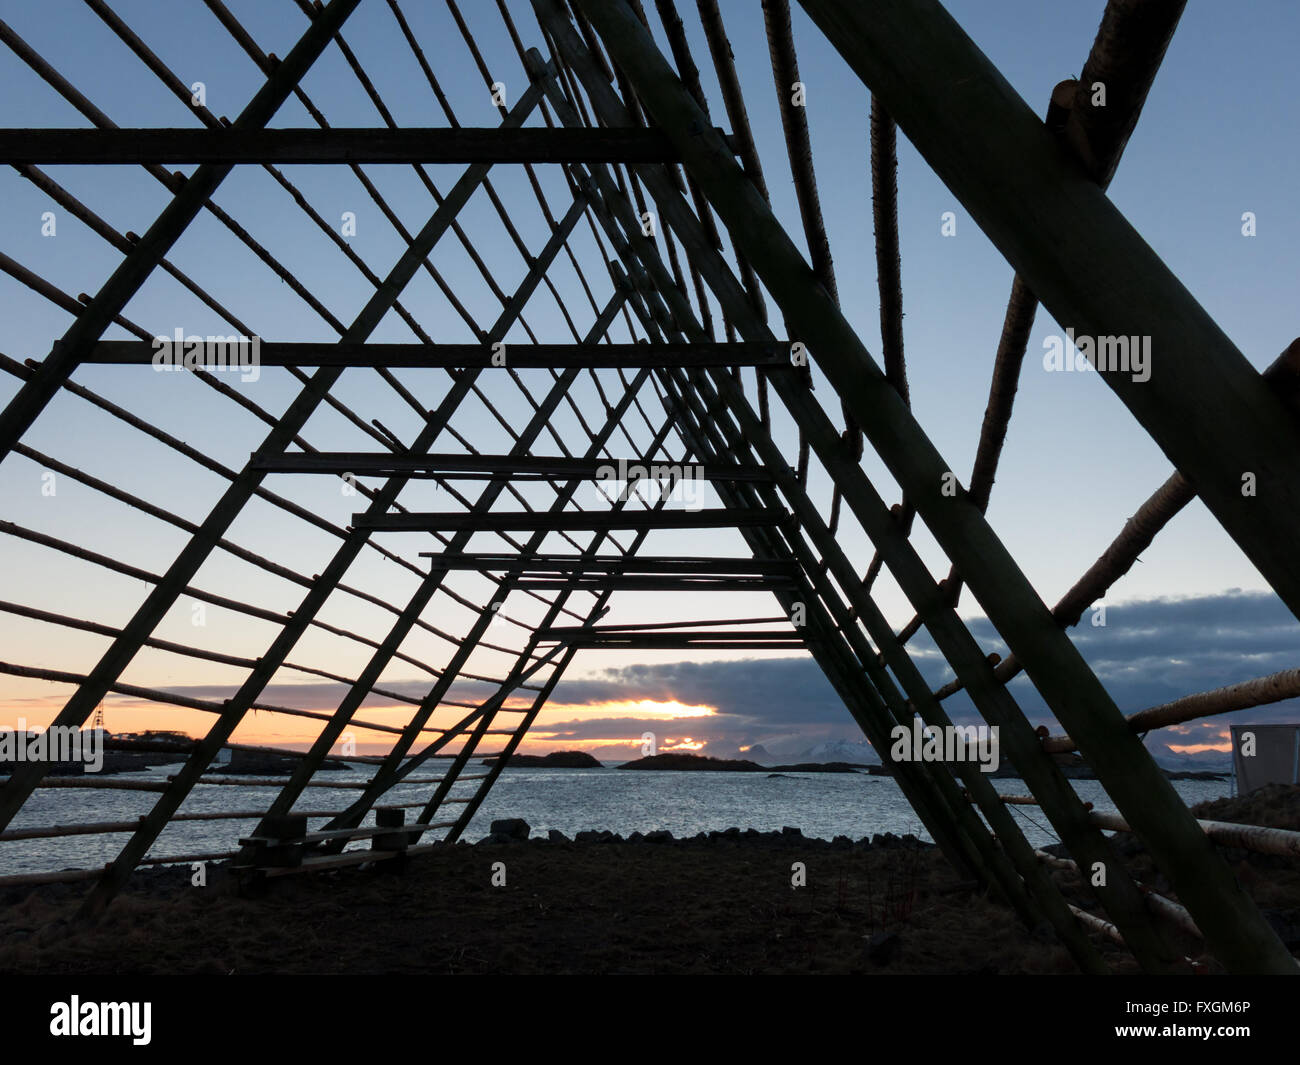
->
[{"left": 489, "top": 818, "right": 530, "bottom": 841}]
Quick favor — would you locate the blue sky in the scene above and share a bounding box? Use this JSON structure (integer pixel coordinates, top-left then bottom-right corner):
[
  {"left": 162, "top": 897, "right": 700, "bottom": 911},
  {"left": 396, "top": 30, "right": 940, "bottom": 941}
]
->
[{"left": 1, "top": 0, "right": 1297, "bottom": 758}]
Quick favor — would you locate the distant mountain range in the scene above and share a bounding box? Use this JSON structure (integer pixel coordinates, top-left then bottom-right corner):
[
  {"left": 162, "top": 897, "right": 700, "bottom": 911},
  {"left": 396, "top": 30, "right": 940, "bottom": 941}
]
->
[
  {"left": 737, "top": 739, "right": 881, "bottom": 766},
  {"left": 1143, "top": 736, "right": 1232, "bottom": 773}
]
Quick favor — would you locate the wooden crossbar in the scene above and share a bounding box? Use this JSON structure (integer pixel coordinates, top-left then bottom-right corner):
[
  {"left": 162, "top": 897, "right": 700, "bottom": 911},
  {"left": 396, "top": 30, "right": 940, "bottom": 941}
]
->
[
  {"left": 0, "top": 126, "right": 739, "bottom": 164},
  {"left": 354, "top": 508, "right": 786, "bottom": 531},
  {"left": 84, "top": 340, "right": 790, "bottom": 368},
  {"left": 510, "top": 576, "right": 794, "bottom": 590},
  {"left": 255, "top": 452, "right": 773, "bottom": 480},
  {"left": 418, "top": 553, "right": 796, "bottom": 574}
]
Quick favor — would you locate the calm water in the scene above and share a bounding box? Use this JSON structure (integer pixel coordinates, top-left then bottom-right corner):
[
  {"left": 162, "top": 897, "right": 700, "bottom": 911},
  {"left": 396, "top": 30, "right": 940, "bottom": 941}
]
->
[{"left": 1, "top": 764, "right": 1232, "bottom": 875}]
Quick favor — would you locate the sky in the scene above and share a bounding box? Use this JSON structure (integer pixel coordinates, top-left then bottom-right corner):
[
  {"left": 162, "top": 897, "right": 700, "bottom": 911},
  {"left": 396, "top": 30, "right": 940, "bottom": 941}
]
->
[{"left": 0, "top": 0, "right": 1298, "bottom": 764}]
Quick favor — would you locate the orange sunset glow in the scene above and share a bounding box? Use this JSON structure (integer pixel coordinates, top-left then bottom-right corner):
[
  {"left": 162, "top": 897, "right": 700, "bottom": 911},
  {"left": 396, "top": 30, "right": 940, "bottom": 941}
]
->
[{"left": 1, "top": 690, "right": 720, "bottom": 758}]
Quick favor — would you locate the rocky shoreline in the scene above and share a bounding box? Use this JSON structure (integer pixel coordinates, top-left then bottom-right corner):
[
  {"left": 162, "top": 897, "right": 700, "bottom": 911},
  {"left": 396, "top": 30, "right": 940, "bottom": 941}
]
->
[{"left": 474, "top": 816, "right": 930, "bottom": 850}]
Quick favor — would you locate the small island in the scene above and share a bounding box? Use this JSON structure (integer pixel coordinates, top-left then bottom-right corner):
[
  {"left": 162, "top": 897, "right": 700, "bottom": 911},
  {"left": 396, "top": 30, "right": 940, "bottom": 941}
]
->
[
  {"left": 617, "top": 752, "right": 867, "bottom": 773},
  {"left": 481, "top": 750, "right": 604, "bottom": 768}
]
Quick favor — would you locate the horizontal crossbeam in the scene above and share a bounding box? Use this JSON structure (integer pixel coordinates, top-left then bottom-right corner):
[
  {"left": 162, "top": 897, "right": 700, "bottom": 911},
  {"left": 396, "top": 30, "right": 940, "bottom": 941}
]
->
[
  {"left": 255, "top": 452, "right": 774, "bottom": 481},
  {"left": 550, "top": 616, "right": 788, "bottom": 631},
  {"left": 510, "top": 576, "right": 794, "bottom": 590},
  {"left": 537, "top": 627, "right": 805, "bottom": 649},
  {"left": 0, "top": 127, "right": 738, "bottom": 164},
  {"left": 555, "top": 640, "right": 805, "bottom": 649},
  {"left": 354, "top": 508, "right": 787, "bottom": 531},
  {"left": 84, "top": 340, "right": 790, "bottom": 368},
  {"left": 418, "top": 553, "right": 797, "bottom": 575}
]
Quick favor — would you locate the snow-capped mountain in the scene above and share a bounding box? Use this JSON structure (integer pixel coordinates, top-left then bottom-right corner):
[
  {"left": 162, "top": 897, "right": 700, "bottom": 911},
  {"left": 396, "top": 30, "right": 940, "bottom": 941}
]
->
[{"left": 790, "top": 738, "right": 881, "bottom": 765}]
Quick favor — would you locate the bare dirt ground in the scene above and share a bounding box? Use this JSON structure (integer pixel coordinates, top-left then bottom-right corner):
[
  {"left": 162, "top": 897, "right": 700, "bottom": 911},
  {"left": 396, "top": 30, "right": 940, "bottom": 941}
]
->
[{"left": 0, "top": 787, "right": 1295, "bottom": 975}]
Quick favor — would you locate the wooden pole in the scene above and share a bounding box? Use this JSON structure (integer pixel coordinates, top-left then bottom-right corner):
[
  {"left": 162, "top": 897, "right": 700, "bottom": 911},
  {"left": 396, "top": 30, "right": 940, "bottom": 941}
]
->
[
  {"left": 888, "top": 0, "right": 1188, "bottom": 612},
  {"left": 794, "top": 0, "right": 1300, "bottom": 628},
  {"left": 1089, "top": 809, "right": 1300, "bottom": 859},
  {"left": 1042, "top": 668, "right": 1300, "bottom": 753},
  {"left": 256, "top": 452, "right": 772, "bottom": 480}
]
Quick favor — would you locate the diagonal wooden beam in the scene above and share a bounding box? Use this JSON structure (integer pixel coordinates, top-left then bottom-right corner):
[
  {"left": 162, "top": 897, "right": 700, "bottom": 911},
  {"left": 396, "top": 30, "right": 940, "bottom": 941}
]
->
[
  {"left": 648, "top": 329, "right": 1000, "bottom": 897},
  {"left": 795, "top": 0, "right": 1300, "bottom": 628}
]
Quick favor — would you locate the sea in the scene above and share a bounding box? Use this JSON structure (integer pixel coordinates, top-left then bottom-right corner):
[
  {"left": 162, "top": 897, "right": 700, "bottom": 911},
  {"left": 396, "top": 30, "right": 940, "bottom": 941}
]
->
[{"left": 0, "top": 763, "right": 1233, "bottom": 876}]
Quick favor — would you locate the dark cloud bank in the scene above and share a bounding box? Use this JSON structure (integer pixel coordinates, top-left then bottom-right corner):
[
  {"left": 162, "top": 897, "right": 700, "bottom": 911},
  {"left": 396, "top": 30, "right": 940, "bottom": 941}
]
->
[
  {"left": 537, "top": 590, "right": 1300, "bottom": 764},
  {"left": 145, "top": 591, "right": 1298, "bottom": 766}
]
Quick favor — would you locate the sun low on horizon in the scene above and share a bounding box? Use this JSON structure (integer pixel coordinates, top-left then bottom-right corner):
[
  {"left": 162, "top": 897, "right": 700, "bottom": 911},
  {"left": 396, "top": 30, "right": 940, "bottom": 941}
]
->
[{"left": 1, "top": 687, "right": 723, "bottom": 758}]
